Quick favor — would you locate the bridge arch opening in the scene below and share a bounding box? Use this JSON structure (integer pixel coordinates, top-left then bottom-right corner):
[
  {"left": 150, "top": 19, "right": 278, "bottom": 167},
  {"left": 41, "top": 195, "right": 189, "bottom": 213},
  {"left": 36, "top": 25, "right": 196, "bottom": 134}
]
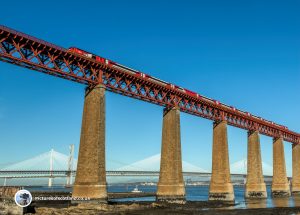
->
[{"left": 105, "top": 91, "right": 162, "bottom": 184}]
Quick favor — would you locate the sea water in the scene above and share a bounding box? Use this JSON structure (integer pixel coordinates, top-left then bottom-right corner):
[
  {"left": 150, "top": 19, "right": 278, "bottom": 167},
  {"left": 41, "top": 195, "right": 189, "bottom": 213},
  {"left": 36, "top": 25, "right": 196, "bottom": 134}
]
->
[
  {"left": 26, "top": 185, "right": 300, "bottom": 209},
  {"left": 106, "top": 185, "right": 300, "bottom": 209}
]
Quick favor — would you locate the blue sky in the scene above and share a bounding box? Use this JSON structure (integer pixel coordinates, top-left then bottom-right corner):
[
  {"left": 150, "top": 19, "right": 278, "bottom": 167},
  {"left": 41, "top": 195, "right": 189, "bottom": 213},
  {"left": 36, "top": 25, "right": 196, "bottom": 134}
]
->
[{"left": 0, "top": 0, "right": 299, "bottom": 175}]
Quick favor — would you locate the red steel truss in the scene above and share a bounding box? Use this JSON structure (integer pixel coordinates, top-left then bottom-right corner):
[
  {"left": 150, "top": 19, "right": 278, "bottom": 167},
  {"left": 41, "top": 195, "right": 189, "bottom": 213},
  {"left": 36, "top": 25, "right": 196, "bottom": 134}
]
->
[{"left": 0, "top": 25, "right": 299, "bottom": 144}]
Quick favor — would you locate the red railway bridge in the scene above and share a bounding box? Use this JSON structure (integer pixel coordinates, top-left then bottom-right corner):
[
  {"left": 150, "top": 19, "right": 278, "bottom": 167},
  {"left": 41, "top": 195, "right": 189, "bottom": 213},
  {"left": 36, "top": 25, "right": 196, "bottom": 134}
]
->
[{"left": 0, "top": 25, "right": 299, "bottom": 202}]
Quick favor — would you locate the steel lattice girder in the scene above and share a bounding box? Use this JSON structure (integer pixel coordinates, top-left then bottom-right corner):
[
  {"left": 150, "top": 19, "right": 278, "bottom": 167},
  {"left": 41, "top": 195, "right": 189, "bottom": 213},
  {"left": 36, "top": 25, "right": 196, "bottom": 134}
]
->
[{"left": 0, "top": 25, "right": 299, "bottom": 144}]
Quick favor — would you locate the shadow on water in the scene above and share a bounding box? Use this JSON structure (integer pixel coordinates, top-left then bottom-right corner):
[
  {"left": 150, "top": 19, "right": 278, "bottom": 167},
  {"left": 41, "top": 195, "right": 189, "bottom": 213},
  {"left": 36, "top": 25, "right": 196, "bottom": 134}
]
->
[
  {"left": 291, "top": 196, "right": 300, "bottom": 207},
  {"left": 271, "top": 197, "right": 290, "bottom": 208},
  {"left": 245, "top": 199, "right": 267, "bottom": 209}
]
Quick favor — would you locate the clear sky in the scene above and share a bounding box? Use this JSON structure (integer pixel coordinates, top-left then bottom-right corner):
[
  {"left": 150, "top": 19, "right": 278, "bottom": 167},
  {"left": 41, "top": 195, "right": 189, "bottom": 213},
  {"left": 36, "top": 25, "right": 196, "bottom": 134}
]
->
[{"left": 0, "top": 0, "right": 299, "bottom": 175}]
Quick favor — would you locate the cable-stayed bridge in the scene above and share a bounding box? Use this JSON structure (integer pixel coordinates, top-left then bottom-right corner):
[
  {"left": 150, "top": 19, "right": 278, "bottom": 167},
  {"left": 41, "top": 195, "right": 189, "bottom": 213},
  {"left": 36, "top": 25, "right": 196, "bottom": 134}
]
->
[{"left": 0, "top": 148, "right": 277, "bottom": 186}]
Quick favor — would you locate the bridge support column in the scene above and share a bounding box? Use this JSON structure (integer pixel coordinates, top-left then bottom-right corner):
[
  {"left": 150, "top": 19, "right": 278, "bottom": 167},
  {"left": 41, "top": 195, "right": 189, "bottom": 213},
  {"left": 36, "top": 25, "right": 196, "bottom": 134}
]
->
[
  {"left": 245, "top": 130, "right": 267, "bottom": 199},
  {"left": 209, "top": 121, "right": 234, "bottom": 202},
  {"left": 72, "top": 84, "right": 107, "bottom": 202},
  {"left": 272, "top": 137, "right": 290, "bottom": 197},
  {"left": 292, "top": 143, "right": 300, "bottom": 195},
  {"left": 157, "top": 107, "right": 185, "bottom": 203}
]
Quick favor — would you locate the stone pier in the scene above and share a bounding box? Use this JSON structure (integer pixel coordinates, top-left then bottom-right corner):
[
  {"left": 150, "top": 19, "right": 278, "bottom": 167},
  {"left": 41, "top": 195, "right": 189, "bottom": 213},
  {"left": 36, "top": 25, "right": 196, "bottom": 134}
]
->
[
  {"left": 209, "top": 121, "right": 234, "bottom": 201},
  {"left": 72, "top": 84, "right": 107, "bottom": 202},
  {"left": 245, "top": 130, "right": 267, "bottom": 198},
  {"left": 156, "top": 107, "right": 185, "bottom": 202},
  {"left": 272, "top": 137, "right": 290, "bottom": 197},
  {"left": 292, "top": 143, "right": 300, "bottom": 195}
]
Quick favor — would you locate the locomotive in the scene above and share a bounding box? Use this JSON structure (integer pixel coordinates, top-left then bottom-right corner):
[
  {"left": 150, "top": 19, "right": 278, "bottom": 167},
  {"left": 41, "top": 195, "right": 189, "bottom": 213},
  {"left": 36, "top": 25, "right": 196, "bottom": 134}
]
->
[{"left": 67, "top": 47, "right": 288, "bottom": 130}]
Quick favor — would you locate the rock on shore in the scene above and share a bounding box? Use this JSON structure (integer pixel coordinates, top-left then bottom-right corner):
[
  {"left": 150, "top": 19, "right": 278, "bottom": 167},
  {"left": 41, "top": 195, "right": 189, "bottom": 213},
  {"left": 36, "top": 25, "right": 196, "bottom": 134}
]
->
[{"left": 31, "top": 202, "right": 300, "bottom": 215}]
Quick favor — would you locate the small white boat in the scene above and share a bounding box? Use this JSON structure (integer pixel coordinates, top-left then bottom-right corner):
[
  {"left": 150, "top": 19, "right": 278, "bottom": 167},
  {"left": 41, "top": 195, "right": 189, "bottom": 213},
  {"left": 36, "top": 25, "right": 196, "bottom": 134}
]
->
[{"left": 131, "top": 185, "right": 142, "bottom": 193}]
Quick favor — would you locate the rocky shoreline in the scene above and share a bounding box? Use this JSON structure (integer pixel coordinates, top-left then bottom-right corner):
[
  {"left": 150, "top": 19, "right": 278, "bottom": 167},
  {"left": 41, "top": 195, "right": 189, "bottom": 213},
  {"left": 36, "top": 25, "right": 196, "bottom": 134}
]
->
[
  {"left": 32, "top": 201, "right": 300, "bottom": 215},
  {"left": 2, "top": 198, "right": 300, "bottom": 214},
  {"left": 2, "top": 187, "right": 300, "bottom": 214}
]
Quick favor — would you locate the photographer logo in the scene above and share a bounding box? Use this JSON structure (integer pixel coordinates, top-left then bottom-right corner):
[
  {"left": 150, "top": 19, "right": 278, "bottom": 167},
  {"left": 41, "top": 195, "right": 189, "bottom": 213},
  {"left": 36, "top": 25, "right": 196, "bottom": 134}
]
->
[{"left": 14, "top": 189, "right": 32, "bottom": 207}]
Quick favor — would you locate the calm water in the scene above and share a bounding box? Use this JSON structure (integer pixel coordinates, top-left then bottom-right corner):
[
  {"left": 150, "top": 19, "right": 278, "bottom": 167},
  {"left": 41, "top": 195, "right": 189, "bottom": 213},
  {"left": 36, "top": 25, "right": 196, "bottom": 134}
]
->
[{"left": 26, "top": 185, "right": 300, "bottom": 209}]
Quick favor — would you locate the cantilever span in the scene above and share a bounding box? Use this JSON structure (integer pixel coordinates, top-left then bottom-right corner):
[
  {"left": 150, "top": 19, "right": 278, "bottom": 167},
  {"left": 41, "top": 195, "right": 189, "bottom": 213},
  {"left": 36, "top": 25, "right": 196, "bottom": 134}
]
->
[
  {"left": 0, "top": 25, "right": 298, "bottom": 144},
  {"left": 1, "top": 24, "right": 300, "bottom": 202}
]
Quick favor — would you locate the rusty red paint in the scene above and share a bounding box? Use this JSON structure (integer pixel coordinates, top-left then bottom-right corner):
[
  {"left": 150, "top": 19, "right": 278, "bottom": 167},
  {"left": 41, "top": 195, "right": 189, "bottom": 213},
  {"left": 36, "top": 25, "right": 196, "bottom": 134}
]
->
[{"left": 0, "top": 25, "right": 299, "bottom": 144}]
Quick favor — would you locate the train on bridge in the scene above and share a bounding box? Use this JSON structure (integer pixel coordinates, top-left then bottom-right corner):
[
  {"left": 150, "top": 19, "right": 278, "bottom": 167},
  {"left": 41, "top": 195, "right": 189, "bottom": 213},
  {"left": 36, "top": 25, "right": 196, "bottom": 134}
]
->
[
  {"left": 68, "top": 47, "right": 288, "bottom": 131},
  {"left": 1, "top": 24, "right": 298, "bottom": 202}
]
